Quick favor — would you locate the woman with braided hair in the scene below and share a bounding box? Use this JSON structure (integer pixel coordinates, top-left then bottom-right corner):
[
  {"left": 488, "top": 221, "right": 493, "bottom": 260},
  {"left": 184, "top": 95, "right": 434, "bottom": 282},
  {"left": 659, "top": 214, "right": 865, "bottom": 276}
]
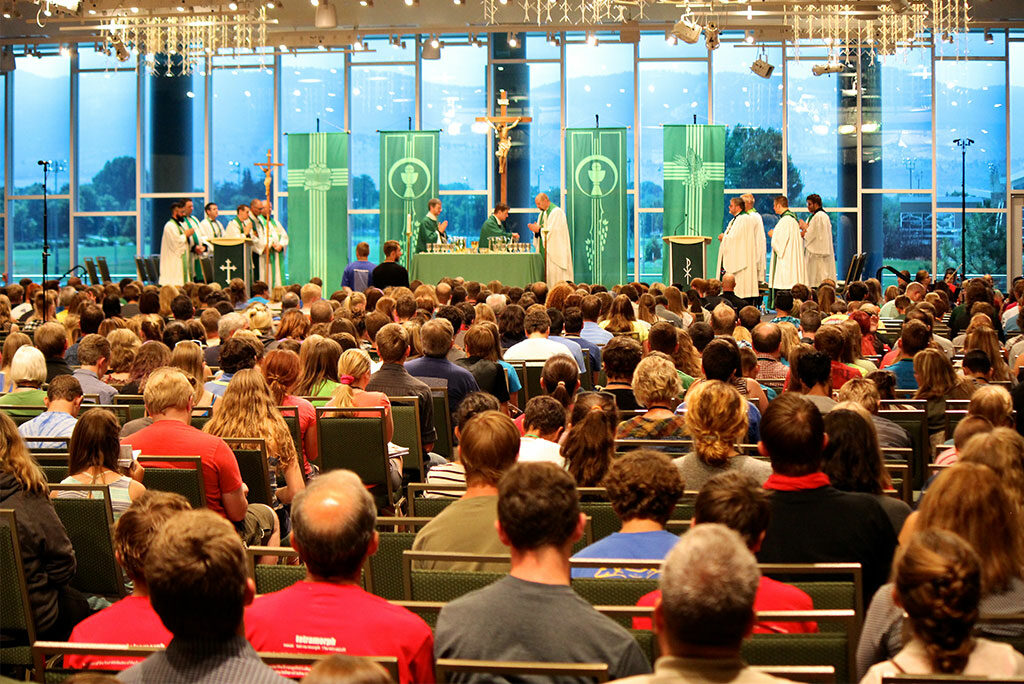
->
[
  {"left": 856, "top": 462, "right": 1024, "bottom": 679},
  {"left": 859, "top": 528, "right": 1024, "bottom": 683}
]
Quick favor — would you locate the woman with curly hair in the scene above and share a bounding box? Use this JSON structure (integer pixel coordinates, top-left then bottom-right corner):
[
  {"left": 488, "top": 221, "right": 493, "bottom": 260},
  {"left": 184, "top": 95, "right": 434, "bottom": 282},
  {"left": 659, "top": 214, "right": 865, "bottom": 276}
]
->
[
  {"left": 203, "top": 368, "right": 305, "bottom": 511},
  {"left": 561, "top": 391, "right": 619, "bottom": 488},
  {"left": 261, "top": 349, "right": 317, "bottom": 477},
  {"left": 856, "top": 462, "right": 1024, "bottom": 679},
  {"left": 616, "top": 353, "right": 687, "bottom": 439},
  {"left": 859, "top": 529, "right": 1024, "bottom": 683},
  {"left": 673, "top": 380, "right": 770, "bottom": 490},
  {"left": 293, "top": 336, "right": 342, "bottom": 397},
  {"left": 274, "top": 308, "right": 310, "bottom": 344},
  {"left": 119, "top": 340, "right": 171, "bottom": 395}
]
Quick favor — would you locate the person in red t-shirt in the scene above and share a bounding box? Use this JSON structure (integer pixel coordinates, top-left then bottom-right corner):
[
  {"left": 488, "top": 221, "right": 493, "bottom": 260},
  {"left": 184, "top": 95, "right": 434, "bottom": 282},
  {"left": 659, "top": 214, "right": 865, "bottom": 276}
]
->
[
  {"left": 634, "top": 471, "right": 817, "bottom": 634},
  {"left": 66, "top": 491, "right": 190, "bottom": 671},
  {"left": 245, "top": 470, "right": 435, "bottom": 684},
  {"left": 121, "top": 367, "right": 278, "bottom": 547}
]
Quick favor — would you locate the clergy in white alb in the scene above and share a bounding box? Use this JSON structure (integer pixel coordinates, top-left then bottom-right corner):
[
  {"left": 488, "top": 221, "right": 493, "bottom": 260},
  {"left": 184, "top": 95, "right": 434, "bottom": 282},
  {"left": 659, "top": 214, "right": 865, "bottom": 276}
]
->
[
  {"left": 249, "top": 199, "right": 268, "bottom": 284},
  {"left": 223, "top": 204, "right": 252, "bottom": 238},
  {"left": 181, "top": 199, "right": 207, "bottom": 280},
  {"left": 259, "top": 205, "right": 289, "bottom": 290},
  {"left": 159, "top": 202, "right": 194, "bottom": 287},
  {"left": 528, "top": 193, "right": 573, "bottom": 286},
  {"left": 742, "top": 193, "right": 767, "bottom": 284},
  {"left": 719, "top": 197, "right": 760, "bottom": 300},
  {"left": 802, "top": 193, "right": 837, "bottom": 286},
  {"left": 768, "top": 195, "right": 806, "bottom": 291},
  {"left": 197, "top": 202, "right": 225, "bottom": 252}
]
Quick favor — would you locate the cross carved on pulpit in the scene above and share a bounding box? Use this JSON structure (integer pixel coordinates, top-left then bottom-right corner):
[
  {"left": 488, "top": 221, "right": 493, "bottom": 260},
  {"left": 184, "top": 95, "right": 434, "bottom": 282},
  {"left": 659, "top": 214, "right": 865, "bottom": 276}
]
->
[
  {"left": 476, "top": 90, "right": 532, "bottom": 206},
  {"left": 220, "top": 258, "right": 237, "bottom": 281}
]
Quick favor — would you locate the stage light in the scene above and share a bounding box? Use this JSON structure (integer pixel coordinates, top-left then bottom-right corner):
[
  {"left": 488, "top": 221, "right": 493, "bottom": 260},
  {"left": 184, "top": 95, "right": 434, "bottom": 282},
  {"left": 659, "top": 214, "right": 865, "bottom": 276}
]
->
[
  {"left": 507, "top": 32, "right": 518, "bottom": 48},
  {"left": 671, "top": 15, "right": 701, "bottom": 44},
  {"left": 314, "top": 1, "right": 336, "bottom": 28},
  {"left": 705, "top": 23, "right": 720, "bottom": 50},
  {"left": 429, "top": 35, "right": 439, "bottom": 48},
  {"left": 812, "top": 62, "right": 844, "bottom": 76},
  {"left": 422, "top": 36, "right": 441, "bottom": 59},
  {"left": 743, "top": 30, "right": 754, "bottom": 44},
  {"left": 984, "top": 29, "right": 993, "bottom": 44},
  {"left": 585, "top": 31, "right": 598, "bottom": 46},
  {"left": 750, "top": 57, "right": 774, "bottom": 78},
  {"left": 665, "top": 31, "right": 677, "bottom": 46}
]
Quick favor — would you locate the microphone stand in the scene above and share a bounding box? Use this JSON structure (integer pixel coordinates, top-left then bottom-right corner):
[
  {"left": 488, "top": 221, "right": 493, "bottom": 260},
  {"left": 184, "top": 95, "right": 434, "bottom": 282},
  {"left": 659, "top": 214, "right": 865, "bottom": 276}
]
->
[
  {"left": 953, "top": 138, "right": 973, "bottom": 282},
  {"left": 39, "top": 160, "right": 51, "bottom": 322}
]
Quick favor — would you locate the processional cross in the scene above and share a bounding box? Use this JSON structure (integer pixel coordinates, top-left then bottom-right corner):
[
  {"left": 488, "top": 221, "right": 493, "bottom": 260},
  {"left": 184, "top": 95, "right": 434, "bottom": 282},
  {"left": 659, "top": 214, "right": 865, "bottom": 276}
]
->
[
  {"left": 476, "top": 89, "right": 532, "bottom": 205},
  {"left": 254, "top": 149, "right": 284, "bottom": 205}
]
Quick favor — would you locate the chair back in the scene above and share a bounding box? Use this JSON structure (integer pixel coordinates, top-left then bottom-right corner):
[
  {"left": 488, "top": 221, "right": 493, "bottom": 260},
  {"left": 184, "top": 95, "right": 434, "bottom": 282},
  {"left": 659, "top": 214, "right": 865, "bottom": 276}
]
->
[
  {"left": 41, "top": 464, "right": 69, "bottom": 483},
  {"left": 877, "top": 409, "right": 928, "bottom": 487},
  {"left": 401, "top": 550, "right": 509, "bottom": 601},
  {"left": 200, "top": 257, "right": 214, "bottom": 283},
  {"left": 390, "top": 397, "right": 424, "bottom": 483},
  {"left": 223, "top": 438, "right": 273, "bottom": 506},
  {"left": 50, "top": 484, "right": 127, "bottom": 598},
  {"left": 435, "top": 659, "right": 609, "bottom": 682},
  {"left": 0, "top": 509, "right": 36, "bottom": 665},
  {"left": 2, "top": 405, "right": 47, "bottom": 424},
  {"left": 276, "top": 405, "right": 303, "bottom": 468},
  {"left": 431, "top": 387, "right": 454, "bottom": 461},
  {"left": 315, "top": 407, "right": 393, "bottom": 508},
  {"left": 369, "top": 518, "right": 431, "bottom": 600},
  {"left": 137, "top": 455, "right": 207, "bottom": 509},
  {"left": 114, "top": 394, "right": 147, "bottom": 422},
  {"left": 407, "top": 483, "right": 463, "bottom": 517},
  {"left": 245, "top": 546, "right": 307, "bottom": 595},
  {"left": 79, "top": 404, "right": 131, "bottom": 426}
]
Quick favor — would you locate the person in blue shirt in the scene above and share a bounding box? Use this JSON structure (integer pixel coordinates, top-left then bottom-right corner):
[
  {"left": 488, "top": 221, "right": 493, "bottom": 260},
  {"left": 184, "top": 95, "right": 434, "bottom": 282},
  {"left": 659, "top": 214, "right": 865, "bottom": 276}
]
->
[
  {"left": 246, "top": 280, "right": 271, "bottom": 307},
  {"left": 341, "top": 241, "right": 377, "bottom": 292},
  {"left": 882, "top": 319, "right": 931, "bottom": 390},
  {"left": 570, "top": 449, "right": 685, "bottom": 578}
]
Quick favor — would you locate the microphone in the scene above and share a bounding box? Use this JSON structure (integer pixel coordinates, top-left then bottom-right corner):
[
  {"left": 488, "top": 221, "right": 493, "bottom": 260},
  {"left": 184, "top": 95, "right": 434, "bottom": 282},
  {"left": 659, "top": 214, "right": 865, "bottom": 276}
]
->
[{"left": 37, "top": 160, "right": 51, "bottom": 166}]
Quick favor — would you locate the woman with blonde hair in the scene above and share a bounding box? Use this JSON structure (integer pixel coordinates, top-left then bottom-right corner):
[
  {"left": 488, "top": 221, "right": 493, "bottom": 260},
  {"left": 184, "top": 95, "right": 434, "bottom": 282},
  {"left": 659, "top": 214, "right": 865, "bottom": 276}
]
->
[
  {"left": 0, "top": 331, "right": 33, "bottom": 392},
  {"left": 673, "top": 379, "right": 769, "bottom": 490},
  {"left": 963, "top": 325, "right": 1010, "bottom": 382},
  {"left": 777, "top": 322, "right": 802, "bottom": 365},
  {"left": 0, "top": 411, "right": 80, "bottom": 639},
  {"left": 293, "top": 336, "right": 342, "bottom": 397},
  {"left": 840, "top": 318, "right": 877, "bottom": 374},
  {"left": 860, "top": 529, "right": 1024, "bottom": 684},
  {"left": 19, "top": 290, "right": 57, "bottom": 334},
  {"left": 616, "top": 353, "right": 687, "bottom": 439},
  {"left": 636, "top": 293, "right": 658, "bottom": 325},
  {"left": 858, "top": 462, "right": 1024, "bottom": 678},
  {"left": 158, "top": 285, "right": 178, "bottom": 319},
  {"left": 325, "top": 348, "right": 400, "bottom": 485},
  {"left": 104, "top": 328, "right": 141, "bottom": 388},
  {"left": 342, "top": 291, "right": 367, "bottom": 318},
  {"left": 203, "top": 368, "right": 305, "bottom": 508},
  {"left": 672, "top": 329, "right": 702, "bottom": 379},
  {"left": 474, "top": 302, "right": 496, "bottom": 324},
  {"left": 169, "top": 341, "right": 214, "bottom": 407},
  {"left": 246, "top": 304, "right": 274, "bottom": 342},
  {"left": 0, "top": 294, "right": 13, "bottom": 333},
  {"left": 958, "top": 427, "right": 1024, "bottom": 511},
  {"left": 913, "top": 348, "right": 976, "bottom": 444}
]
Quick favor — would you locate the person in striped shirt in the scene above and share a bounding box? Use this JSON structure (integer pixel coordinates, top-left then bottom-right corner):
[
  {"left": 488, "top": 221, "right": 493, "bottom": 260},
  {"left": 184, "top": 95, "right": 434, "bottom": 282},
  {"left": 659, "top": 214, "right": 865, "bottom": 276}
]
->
[{"left": 17, "top": 375, "right": 82, "bottom": 449}]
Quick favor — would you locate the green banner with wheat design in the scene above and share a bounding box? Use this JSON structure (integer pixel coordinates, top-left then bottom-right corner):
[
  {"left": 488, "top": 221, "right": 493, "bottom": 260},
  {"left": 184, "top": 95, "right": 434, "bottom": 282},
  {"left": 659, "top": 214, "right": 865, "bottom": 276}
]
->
[
  {"left": 565, "top": 128, "right": 627, "bottom": 288},
  {"left": 286, "top": 132, "right": 349, "bottom": 286},
  {"left": 379, "top": 130, "right": 440, "bottom": 267},
  {"left": 663, "top": 124, "right": 726, "bottom": 282}
]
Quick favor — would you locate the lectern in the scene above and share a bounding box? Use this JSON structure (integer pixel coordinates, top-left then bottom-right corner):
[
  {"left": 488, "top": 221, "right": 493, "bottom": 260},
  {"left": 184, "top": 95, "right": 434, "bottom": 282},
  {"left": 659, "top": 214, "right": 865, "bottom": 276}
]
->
[
  {"left": 209, "top": 237, "right": 254, "bottom": 294},
  {"left": 663, "top": 235, "right": 711, "bottom": 288}
]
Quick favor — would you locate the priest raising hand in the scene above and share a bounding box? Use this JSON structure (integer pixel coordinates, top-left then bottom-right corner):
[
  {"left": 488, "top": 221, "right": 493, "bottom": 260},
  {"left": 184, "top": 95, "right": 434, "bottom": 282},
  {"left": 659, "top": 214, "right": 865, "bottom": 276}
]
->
[{"left": 415, "top": 198, "right": 448, "bottom": 253}]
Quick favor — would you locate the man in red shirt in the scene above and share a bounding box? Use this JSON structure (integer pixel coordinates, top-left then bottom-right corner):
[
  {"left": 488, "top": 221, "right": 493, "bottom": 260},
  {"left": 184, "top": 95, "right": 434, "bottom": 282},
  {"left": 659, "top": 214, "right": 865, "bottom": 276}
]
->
[
  {"left": 121, "top": 367, "right": 278, "bottom": 547},
  {"left": 66, "top": 491, "right": 190, "bottom": 670},
  {"left": 635, "top": 471, "right": 817, "bottom": 634},
  {"left": 245, "top": 470, "right": 435, "bottom": 684}
]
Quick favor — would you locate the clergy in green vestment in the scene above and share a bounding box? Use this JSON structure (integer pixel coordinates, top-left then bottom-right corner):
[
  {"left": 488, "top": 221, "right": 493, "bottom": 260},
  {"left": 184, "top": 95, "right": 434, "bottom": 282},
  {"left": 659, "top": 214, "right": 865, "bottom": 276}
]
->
[
  {"left": 478, "top": 202, "right": 517, "bottom": 248},
  {"left": 415, "top": 198, "right": 448, "bottom": 253}
]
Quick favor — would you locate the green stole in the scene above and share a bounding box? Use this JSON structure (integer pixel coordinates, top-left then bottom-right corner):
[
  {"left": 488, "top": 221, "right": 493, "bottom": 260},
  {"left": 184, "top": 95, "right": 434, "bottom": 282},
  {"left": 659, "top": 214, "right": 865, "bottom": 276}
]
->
[
  {"left": 173, "top": 218, "right": 192, "bottom": 280},
  {"left": 537, "top": 205, "right": 555, "bottom": 259},
  {"left": 266, "top": 218, "right": 285, "bottom": 279}
]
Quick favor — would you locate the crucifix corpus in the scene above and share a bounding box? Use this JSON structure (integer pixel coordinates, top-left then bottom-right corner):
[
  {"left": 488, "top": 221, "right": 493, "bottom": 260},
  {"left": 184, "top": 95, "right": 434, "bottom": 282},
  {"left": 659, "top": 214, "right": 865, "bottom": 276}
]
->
[
  {"left": 476, "top": 89, "right": 532, "bottom": 205},
  {"left": 254, "top": 149, "right": 284, "bottom": 205}
]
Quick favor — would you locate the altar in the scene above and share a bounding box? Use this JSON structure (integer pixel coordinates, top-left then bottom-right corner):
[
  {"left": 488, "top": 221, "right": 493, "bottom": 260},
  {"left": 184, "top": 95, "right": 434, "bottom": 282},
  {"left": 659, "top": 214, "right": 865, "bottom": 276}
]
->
[{"left": 410, "top": 252, "right": 545, "bottom": 287}]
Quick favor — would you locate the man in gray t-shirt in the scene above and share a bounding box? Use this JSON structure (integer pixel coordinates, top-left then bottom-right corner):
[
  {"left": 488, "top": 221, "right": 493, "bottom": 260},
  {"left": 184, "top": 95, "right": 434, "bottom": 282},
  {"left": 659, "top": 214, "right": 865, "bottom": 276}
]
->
[{"left": 433, "top": 462, "right": 651, "bottom": 683}]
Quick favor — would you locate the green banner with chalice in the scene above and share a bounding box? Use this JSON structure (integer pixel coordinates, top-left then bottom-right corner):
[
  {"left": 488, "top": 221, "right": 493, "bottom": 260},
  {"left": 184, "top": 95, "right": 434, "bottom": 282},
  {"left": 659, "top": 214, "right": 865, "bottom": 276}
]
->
[
  {"left": 565, "top": 128, "right": 627, "bottom": 288},
  {"left": 379, "top": 130, "right": 440, "bottom": 266}
]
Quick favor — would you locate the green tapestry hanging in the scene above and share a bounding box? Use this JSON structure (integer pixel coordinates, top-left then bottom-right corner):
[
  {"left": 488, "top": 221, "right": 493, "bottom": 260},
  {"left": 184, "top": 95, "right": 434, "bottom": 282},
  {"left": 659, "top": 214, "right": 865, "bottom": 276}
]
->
[{"left": 379, "top": 130, "right": 440, "bottom": 266}]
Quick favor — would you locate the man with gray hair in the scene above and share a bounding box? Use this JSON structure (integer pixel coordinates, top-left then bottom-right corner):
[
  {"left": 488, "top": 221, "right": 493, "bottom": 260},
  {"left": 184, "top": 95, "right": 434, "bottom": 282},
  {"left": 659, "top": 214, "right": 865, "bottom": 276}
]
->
[
  {"left": 612, "top": 524, "right": 791, "bottom": 683},
  {"left": 485, "top": 292, "right": 507, "bottom": 316},
  {"left": 281, "top": 291, "right": 300, "bottom": 312},
  {"left": 205, "top": 311, "right": 248, "bottom": 366},
  {"left": 245, "top": 470, "right": 434, "bottom": 684},
  {"left": 405, "top": 318, "right": 479, "bottom": 418}
]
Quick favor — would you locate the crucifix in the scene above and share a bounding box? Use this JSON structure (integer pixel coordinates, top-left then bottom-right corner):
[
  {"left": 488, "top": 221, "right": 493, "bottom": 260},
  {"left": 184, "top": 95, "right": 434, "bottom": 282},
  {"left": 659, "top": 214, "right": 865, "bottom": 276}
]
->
[
  {"left": 253, "top": 149, "right": 284, "bottom": 205},
  {"left": 476, "top": 89, "right": 532, "bottom": 206}
]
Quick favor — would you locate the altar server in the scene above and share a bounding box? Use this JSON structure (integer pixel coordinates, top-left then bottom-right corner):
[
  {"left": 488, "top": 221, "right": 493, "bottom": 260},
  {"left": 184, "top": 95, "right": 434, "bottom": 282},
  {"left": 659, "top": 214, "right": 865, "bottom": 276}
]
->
[
  {"left": 718, "top": 197, "right": 760, "bottom": 301},
  {"left": 802, "top": 193, "right": 837, "bottom": 286},
  {"left": 768, "top": 195, "right": 806, "bottom": 292},
  {"left": 742, "top": 193, "right": 767, "bottom": 285},
  {"left": 159, "top": 201, "right": 194, "bottom": 286},
  {"left": 479, "top": 203, "right": 517, "bottom": 247},
  {"left": 415, "top": 198, "right": 448, "bottom": 253},
  {"left": 260, "top": 203, "right": 288, "bottom": 290},
  {"left": 528, "top": 193, "right": 573, "bottom": 286}
]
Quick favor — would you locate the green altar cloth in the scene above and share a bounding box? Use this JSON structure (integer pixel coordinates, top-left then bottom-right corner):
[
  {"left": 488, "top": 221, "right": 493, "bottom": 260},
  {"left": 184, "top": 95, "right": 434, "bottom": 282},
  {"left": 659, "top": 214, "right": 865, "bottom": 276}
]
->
[{"left": 410, "top": 252, "right": 544, "bottom": 286}]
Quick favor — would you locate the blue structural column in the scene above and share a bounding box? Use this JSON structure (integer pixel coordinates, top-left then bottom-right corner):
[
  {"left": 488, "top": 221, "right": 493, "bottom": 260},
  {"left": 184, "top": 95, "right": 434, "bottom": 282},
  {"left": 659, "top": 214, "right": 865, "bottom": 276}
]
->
[
  {"left": 147, "top": 55, "right": 194, "bottom": 254},
  {"left": 491, "top": 34, "right": 532, "bottom": 237}
]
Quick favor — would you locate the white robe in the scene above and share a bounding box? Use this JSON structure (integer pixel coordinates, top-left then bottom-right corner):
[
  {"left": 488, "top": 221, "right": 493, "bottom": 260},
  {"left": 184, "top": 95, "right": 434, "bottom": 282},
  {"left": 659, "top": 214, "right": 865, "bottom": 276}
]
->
[
  {"left": 159, "top": 219, "right": 188, "bottom": 286},
  {"left": 224, "top": 218, "right": 248, "bottom": 239},
  {"left": 720, "top": 213, "right": 760, "bottom": 299},
  {"left": 535, "top": 205, "right": 573, "bottom": 286},
  {"left": 259, "top": 217, "right": 289, "bottom": 290},
  {"left": 804, "top": 210, "right": 837, "bottom": 285},
  {"left": 748, "top": 210, "right": 767, "bottom": 283},
  {"left": 198, "top": 217, "right": 224, "bottom": 249},
  {"left": 770, "top": 213, "right": 807, "bottom": 291}
]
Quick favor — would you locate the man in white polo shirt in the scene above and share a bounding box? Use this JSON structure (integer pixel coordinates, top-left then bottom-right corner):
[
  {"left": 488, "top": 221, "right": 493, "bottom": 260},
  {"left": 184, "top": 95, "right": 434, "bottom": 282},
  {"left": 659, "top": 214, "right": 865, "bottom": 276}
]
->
[{"left": 503, "top": 309, "right": 581, "bottom": 371}]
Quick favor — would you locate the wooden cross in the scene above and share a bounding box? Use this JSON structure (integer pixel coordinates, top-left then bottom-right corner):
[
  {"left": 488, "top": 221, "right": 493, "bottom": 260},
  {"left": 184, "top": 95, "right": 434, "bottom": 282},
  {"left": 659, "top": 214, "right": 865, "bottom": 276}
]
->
[
  {"left": 253, "top": 149, "right": 284, "bottom": 205},
  {"left": 476, "top": 89, "right": 532, "bottom": 206}
]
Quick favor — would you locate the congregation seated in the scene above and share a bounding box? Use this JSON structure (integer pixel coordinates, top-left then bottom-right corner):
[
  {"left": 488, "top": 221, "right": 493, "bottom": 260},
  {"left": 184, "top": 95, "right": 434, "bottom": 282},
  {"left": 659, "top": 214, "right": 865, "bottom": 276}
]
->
[
  {"left": 680, "top": 338, "right": 763, "bottom": 442},
  {"left": 518, "top": 396, "right": 566, "bottom": 466},
  {"left": 503, "top": 309, "right": 581, "bottom": 371},
  {"left": 601, "top": 335, "right": 643, "bottom": 411},
  {"left": 66, "top": 491, "right": 190, "bottom": 670},
  {"left": 562, "top": 390, "right": 619, "bottom": 488},
  {"left": 570, "top": 449, "right": 684, "bottom": 577},
  {"left": 18, "top": 375, "right": 83, "bottom": 449},
  {"left": 405, "top": 318, "right": 480, "bottom": 417},
  {"left": 0, "top": 345, "right": 48, "bottom": 416},
  {"left": 615, "top": 353, "right": 687, "bottom": 440},
  {"left": 423, "top": 391, "right": 500, "bottom": 497},
  {"left": 434, "top": 462, "right": 652, "bottom": 682}
]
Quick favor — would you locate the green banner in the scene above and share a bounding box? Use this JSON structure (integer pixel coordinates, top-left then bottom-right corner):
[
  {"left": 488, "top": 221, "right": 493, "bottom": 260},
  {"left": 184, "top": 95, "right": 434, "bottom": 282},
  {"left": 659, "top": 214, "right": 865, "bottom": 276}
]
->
[
  {"left": 663, "top": 125, "right": 726, "bottom": 282},
  {"left": 379, "top": 131, "right": 440, "bottom": 266},
  {"left": 565, "top": 128, "right": 627, "bottom": 288},
  {"left": 286, "top": 132, "right": 350, "bottom": 286}
]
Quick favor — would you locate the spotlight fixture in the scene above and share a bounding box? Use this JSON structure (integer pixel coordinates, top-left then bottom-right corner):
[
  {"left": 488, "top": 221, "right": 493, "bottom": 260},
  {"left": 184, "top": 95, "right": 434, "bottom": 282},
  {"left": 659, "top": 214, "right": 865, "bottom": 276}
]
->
[
  {"left": 704, "top": 22, "right": 720, "bottom": 50},
  {"left": 506, "top": 32, "right": 518, "bottom": 48},
  {"left": 811, "top": 61, "right": 844, "bottom": 76},
  {"left": 352, "top": 37, "right": 363, "bottom": 50},
  {"left": 585, "top": 31, "right": 598, "bottom": 47},
  {"left": 750, "top": 48, "right": 774, "bottom": 79},
  {"left": 421, "top": 36, "right": 441, "bottom": 59},
  {"left": 175, "top": 4, "right": 184, "bottom": 10},
  {"left": 671, "top": 13, "right": 702, "bottom": 44},
  {"left": 314, "top": 1, "right": 336, "bottom": 28},
  {"left": 453, "top": 0, "right": 463, "bottom": 5},
  {"left": 265, "top": 1, "right": 275, "bottom": 8},
  {"left": 984, "top": 29, "right": 993, "bottom": 44},
  {"left": 498, "top": 0, "right": 507, "bottom": 5},
  {"left": 111, "top": 35, "right": 130, "bottom": 61},
  {"left": 743, "top": 30, "right": 754, "bottom": 44},
  {"left": 546, "top": 32, "right": 559, "bottom": 46},
  {"left": 403, "top": 0, "right": 417, "bottom": 7},
  {"left": 358, "top": 0, "right": 372, "bottom": 5},
  {"left": 665, "top": 31, "right": 677, "bottom": 46}
]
